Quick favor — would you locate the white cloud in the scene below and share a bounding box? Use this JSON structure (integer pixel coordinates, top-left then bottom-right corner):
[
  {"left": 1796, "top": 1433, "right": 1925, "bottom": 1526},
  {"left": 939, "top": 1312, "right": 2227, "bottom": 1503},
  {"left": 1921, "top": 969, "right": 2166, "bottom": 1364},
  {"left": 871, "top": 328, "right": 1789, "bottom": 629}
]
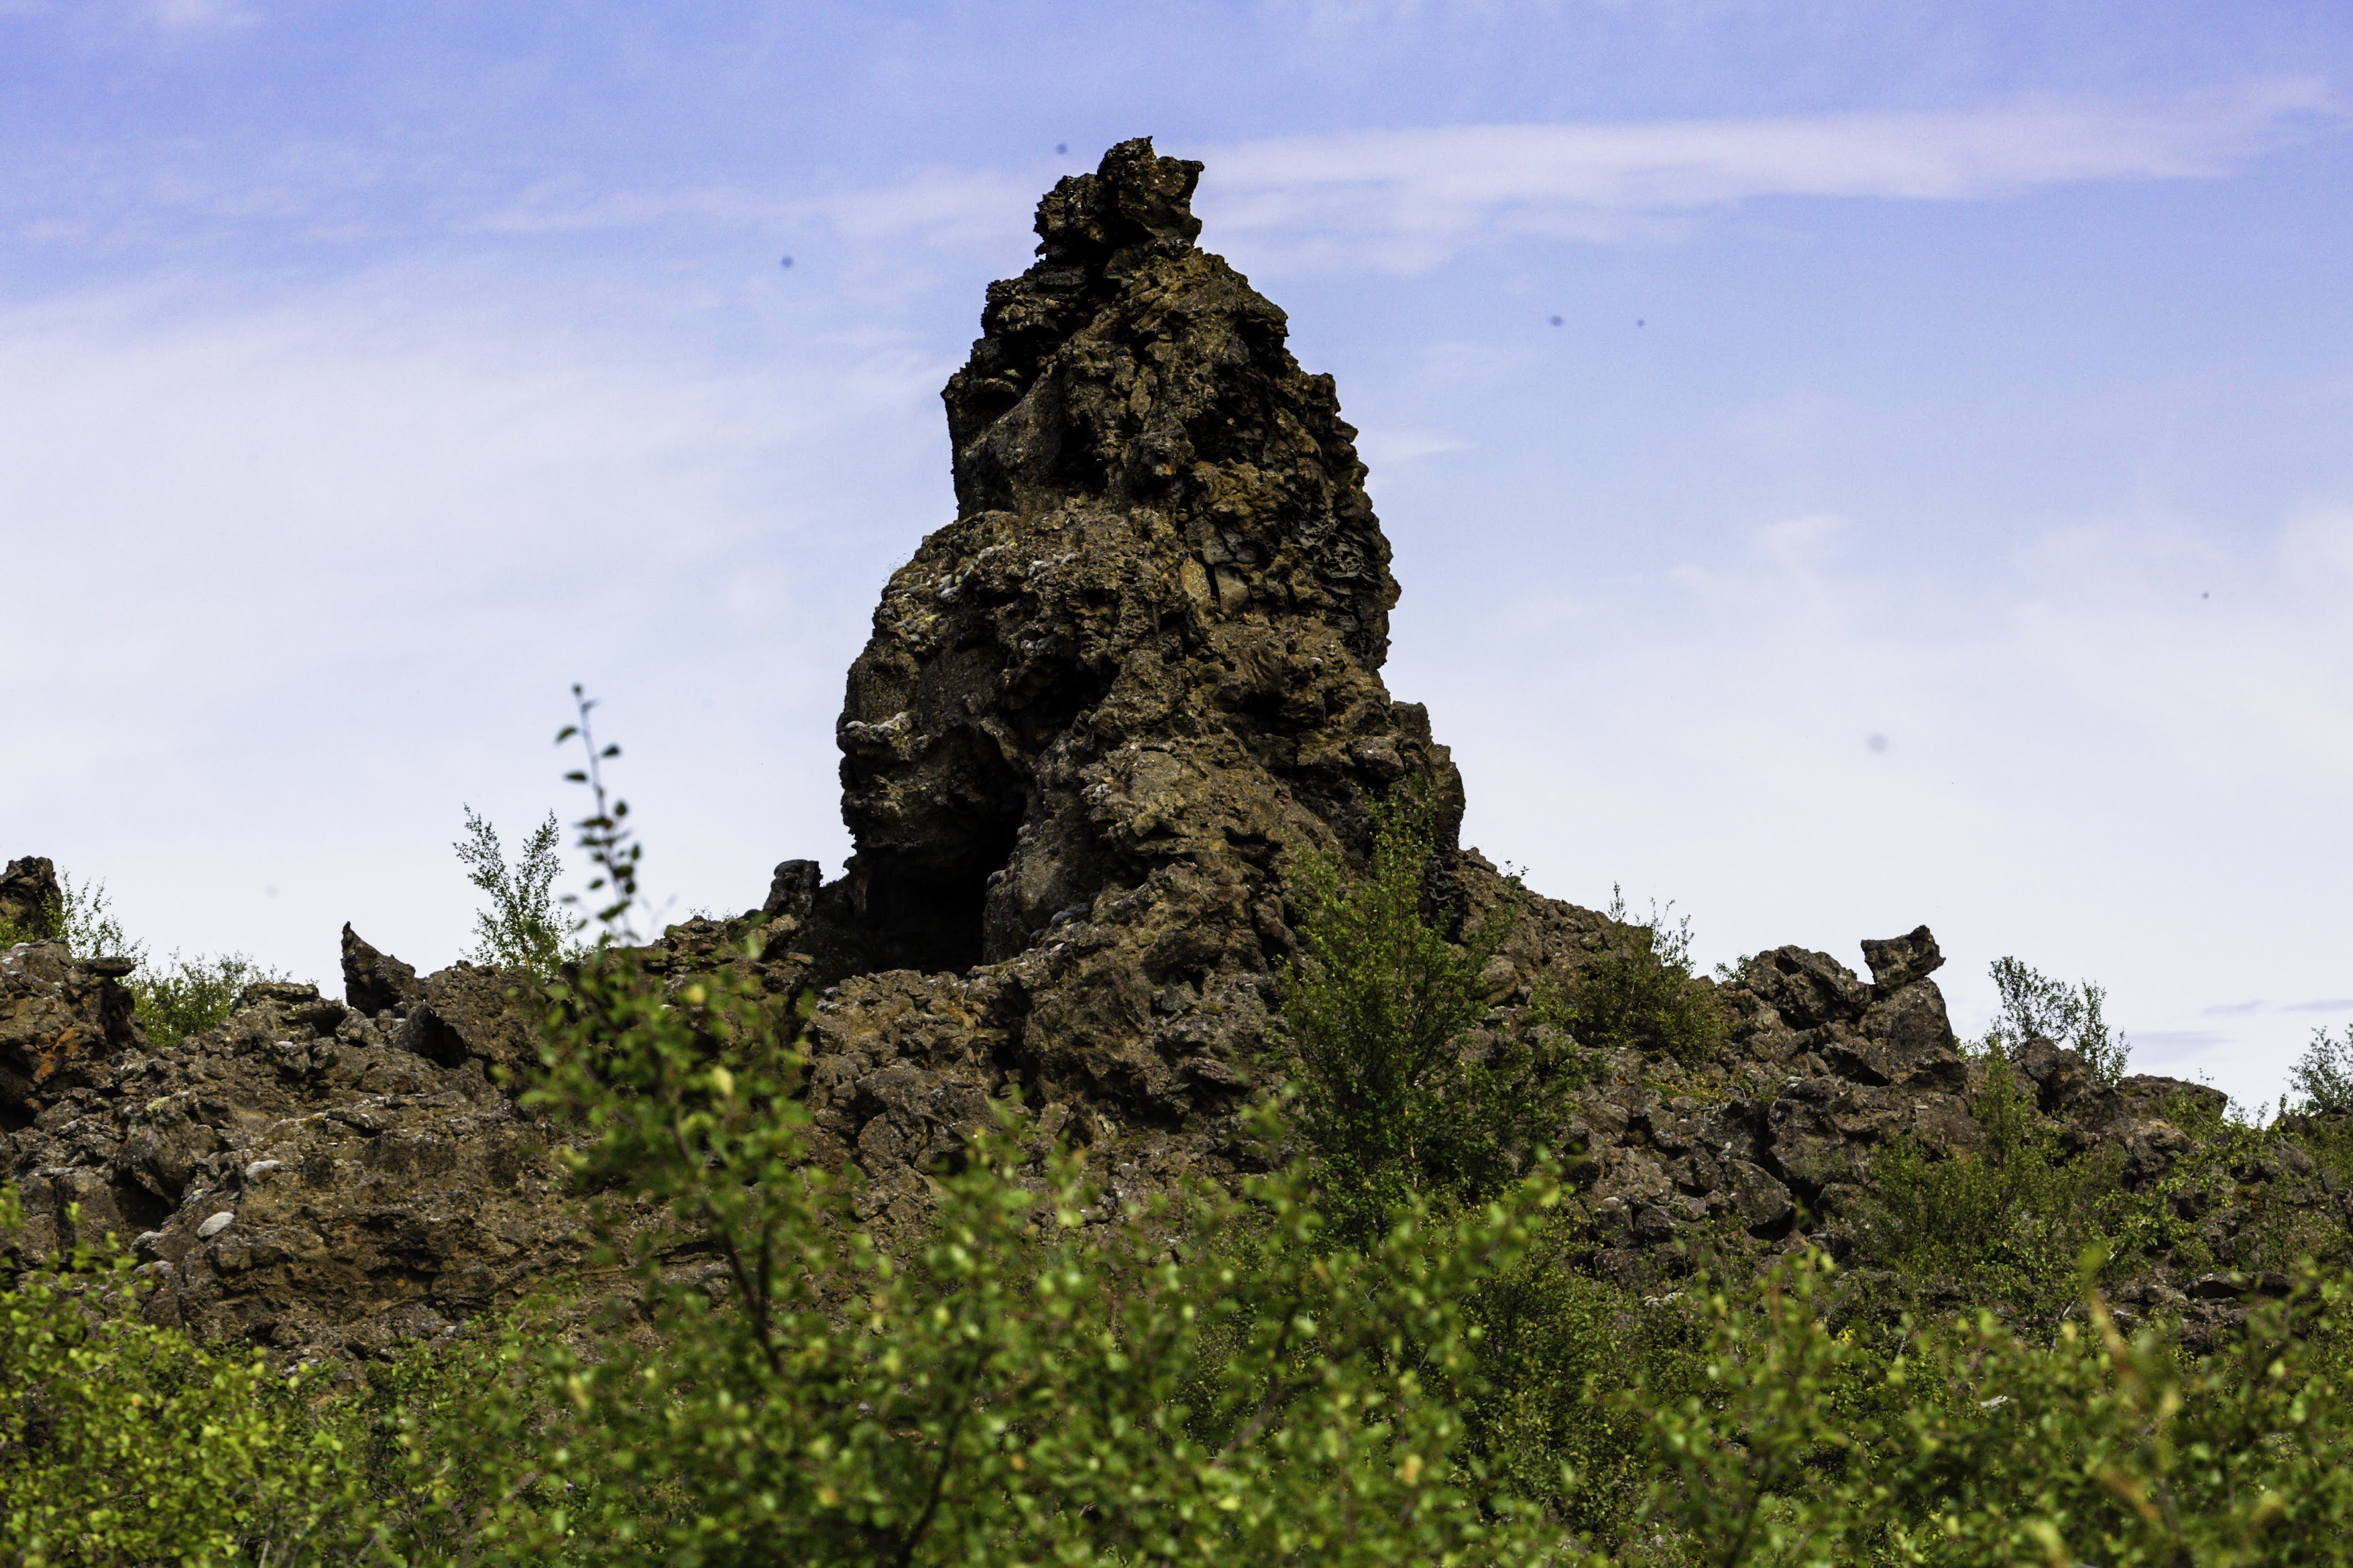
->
[
  {"left": 471, "top": 184, "right": 789, "bottom": 237},
  {"left": 1354, "top": 427, "right": 1466, "bottom": 467},
  {"left": 1183, "top": 80, "right": 2340, "bottom": 268},
  {"left": 817, "top": 168, "right": 1038, "bottom": 252},
  {"left": 149, "top": 0, "right": 256, "bottom": 28}
]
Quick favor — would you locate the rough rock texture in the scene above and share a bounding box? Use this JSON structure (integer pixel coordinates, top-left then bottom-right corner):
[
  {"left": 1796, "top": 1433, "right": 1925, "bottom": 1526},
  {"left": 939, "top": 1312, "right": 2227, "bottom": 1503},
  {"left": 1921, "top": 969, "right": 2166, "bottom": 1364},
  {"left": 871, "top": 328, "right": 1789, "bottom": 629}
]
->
[
  {"left": 3, "top": 937, "right": 583, "bottom": 1360},
  {"left": 838, "top": 136, "right": 1458, "bottom": 979},
  {"left": 0, "top": 856, "right": 60, "bottom": 935},
  {"left": 341, "top": 923, "right": 420, "bottom": 1016},
  {"left": 3, "top": 140, "right": 2341, "bottom": 1360},
  {"left": 782, "top": 138, "right": 1465, "bottom": 1210}
]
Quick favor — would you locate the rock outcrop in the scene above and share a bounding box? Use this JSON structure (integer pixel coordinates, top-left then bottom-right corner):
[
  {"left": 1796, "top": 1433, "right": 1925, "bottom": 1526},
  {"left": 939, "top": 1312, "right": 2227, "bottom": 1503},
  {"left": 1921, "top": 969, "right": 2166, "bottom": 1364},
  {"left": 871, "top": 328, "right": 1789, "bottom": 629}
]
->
[
  {"left": 3, "top": 140, "right": 2341, "bottom": 1360},
  {"left": 839, "top": 137, "right": 1456, "bottom": 974},
  {"left": 2, "top": 936, "right": 575, "bottom": 1359},
  {"left": 785, "top": 138, "right": 1466, "bottom": 1212},
  {"left": 0, "top": 856, "right": 60, "bottom": 936}
]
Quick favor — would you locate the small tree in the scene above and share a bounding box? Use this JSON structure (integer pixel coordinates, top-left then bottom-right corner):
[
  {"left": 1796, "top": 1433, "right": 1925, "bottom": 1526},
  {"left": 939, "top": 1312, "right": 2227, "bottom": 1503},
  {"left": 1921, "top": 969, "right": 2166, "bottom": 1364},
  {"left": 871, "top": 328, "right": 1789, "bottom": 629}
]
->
[
  {"left": 56, "top": 873, "right": 135, "bottom": 963},
  {"left": 455, "top": 807, "right": 578, "bottom": 976},
  {"left": 4, "top": 870, "right": 277, "bottom": 1047},
  {"left": 1983, "top": 956, "right": 2131, "bottom": 1086},
  {"left": 1563, "top": 886, "right": 1724, "bottom": 1068},
  {"left": 2292, "top": 1026, "right": 2353, "bottom": 1115},
  {"left": 1278, "top": 796, "right": 1580, "bottom": 1242}
]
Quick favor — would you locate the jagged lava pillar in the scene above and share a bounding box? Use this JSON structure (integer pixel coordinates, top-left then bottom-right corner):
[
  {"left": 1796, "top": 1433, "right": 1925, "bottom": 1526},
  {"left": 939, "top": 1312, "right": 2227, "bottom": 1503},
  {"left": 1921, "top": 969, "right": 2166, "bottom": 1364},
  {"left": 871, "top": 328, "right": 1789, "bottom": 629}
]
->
[{"left": 837, "top": 138, "right": 1463, "bottom": 976}]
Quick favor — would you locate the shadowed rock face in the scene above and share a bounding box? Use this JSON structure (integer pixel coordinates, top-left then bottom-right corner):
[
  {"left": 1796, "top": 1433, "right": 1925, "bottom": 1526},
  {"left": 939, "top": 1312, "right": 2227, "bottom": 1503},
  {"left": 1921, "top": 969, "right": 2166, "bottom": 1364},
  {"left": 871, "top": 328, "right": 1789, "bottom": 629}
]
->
[{"left": 838, "top": 138, "right": 1458, "bottom": 976}]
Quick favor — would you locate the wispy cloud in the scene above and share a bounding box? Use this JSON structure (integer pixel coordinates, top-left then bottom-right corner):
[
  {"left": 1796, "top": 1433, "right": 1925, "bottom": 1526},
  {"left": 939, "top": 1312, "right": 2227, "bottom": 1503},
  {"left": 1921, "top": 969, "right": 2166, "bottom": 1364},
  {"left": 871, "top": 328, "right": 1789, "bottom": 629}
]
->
[
  {"left": 2133, "top": 1030, "right": 2233, "bottom": 1054},
  {"left": 1183, "top": 80, "right": 2339, "bottom": 268},
  {"left": 150, "top": 0, "right": 257, "bottom": 28}
]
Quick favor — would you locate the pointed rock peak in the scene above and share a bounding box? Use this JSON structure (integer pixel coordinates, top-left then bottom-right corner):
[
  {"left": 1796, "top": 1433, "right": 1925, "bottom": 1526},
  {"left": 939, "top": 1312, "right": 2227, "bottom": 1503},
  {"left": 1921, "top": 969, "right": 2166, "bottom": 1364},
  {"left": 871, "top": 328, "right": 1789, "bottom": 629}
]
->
[
  {"left": 838, "top": 141, "right": 1461, "bottom": 974},
  {"left": 341, "top": 922, "right": 419, "bottom": 1017},
  {"left": 1033, "top": 137, "right": 1204, "bottom": 267}
]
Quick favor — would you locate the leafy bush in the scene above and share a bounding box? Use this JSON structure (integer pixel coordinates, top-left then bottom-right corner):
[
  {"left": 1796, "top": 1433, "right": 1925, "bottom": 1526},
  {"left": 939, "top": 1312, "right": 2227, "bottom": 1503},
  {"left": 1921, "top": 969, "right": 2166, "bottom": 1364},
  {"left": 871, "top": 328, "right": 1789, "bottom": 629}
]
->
[
  {"left": 1279, "top": 797, "right": 1581, "bottom": 1240},
  {"left": 2292, "top": 1025, "right": 2353, "bottom": 1115},
  {"left": 1857, "top": 1065, "right": 2121, "bottom": 1323},
  {"left": 0, "top": 1189, "right": 370, "bottom": 1564},
  {"left": 504, "top": 936, "right": 1565, "bottom": 1564},
  {"left": 131, "top": 951, "right": 289, "bottom": 1048},
  {"left": 0, "top": 870, "right": 283, "bottom": 1047},
  {"left": 1641, "top": 1252, "right": 2353, "bottom": 1565},
  {"left": 1276, "top": 818, "right": 1712, "bottom": 1545},
  {"left": 0, "top": 895, "right": 61, "bottom": 950},
  {"left": 1982, "top": 954, "right": 2131, "bottom": 1085},
  {"left": 1559, "top": 889, "right": 1724, "bottom": 1068},
  {"left": 1456, "top": 1222, "right": 1710, "bottom": 1546},
  {"left": 455, "top": 806, "right": 580, "bottom": 976},
  {"left": 0, "top": 872, "right": 127, "bottom": 958}
]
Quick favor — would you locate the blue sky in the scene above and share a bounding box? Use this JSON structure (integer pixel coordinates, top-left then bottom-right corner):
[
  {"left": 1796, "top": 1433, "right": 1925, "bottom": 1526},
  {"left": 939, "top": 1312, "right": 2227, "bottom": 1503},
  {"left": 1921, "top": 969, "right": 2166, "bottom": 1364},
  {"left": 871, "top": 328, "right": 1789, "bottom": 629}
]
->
[{"left": 4, "top": 1, "right": 2350, "bottom": 1105}]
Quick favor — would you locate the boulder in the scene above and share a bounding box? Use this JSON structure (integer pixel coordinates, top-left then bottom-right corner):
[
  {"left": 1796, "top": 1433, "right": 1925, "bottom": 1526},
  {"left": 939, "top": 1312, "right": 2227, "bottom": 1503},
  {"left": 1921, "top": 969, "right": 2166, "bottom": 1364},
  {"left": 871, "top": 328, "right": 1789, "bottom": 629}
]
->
[{"left": 1860, "top": 925, "right": 1943, "bottom": 993}]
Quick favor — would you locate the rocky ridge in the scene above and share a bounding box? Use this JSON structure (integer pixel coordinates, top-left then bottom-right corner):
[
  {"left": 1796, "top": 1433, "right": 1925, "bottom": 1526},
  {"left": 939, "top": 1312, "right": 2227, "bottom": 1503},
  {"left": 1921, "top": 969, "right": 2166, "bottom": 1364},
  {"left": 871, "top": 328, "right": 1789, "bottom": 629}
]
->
[{"left": 5, "top": 141, "right": 2343, "bottom": 1361}]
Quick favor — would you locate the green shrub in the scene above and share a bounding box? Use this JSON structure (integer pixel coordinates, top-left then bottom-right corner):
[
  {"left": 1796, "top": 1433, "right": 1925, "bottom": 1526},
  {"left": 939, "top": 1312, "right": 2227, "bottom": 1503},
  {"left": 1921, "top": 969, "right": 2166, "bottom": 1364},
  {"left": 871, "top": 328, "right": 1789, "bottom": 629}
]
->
[
  {"left": 1640, "top": 1252, "right": 2353, "bottom": 1565},
  {"left": 2291, "top": 1025, "right": 2353, "bottom": 1115},
  {"left": 503, "top": 931, "right": 1564, "bottom": 1564},
  {"left": 455, "top": 806, "right": 580, "bottom": 976},
  {"left": 0, "top": 1190, "right": 372, "bottom": 1565},
  {"left": 1857, "top": 1064, "right": 2122, "bottom": 1324},
  {"left": 1458, "top": 1220, "right": 1709, "bottom": 1546},
  {"left": 0, "top": 869, "right": 287, "bottom": 1047},
  {"left": 1278, "top": 797, "right": 1581, "bottom": 1240},
  {"left": 130, "top": 951, "right": 287, "bottom": 1048},
  {"left": 1983, "top": 954, "right": 2131, "bottom": 1086},
  {"left": 1558, "top": 890, "right": 1724, "bottom": 1068},
  {"left": 0, "top": 873, "right": 126, "bottom": 958},
  {"left": 0, "top": 897, "right": 61, "bottom": 950}
]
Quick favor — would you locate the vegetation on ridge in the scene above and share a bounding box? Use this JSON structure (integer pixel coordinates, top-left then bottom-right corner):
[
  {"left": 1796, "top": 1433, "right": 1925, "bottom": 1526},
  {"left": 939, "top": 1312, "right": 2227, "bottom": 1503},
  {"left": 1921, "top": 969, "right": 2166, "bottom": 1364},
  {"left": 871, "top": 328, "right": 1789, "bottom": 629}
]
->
[
  {"left": 12, "top": 723, "right": 2353, "bottom": 1562},
  {"left": 0, "top": 872, "right": 284, "bottom": 1049}
]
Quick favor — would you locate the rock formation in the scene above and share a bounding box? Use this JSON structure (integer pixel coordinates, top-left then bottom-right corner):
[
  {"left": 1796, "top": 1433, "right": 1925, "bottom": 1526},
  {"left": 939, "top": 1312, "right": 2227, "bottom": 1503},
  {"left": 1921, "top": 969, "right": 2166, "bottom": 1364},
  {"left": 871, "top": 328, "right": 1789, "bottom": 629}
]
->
[
  {"left": 0, "top": 856, "right": 60, "bottom": 935},
  {"left": 838, "top": 137, "right": 1451, "bottom": 979},
  {"left": 2, "top": 140, "right": 2340, "bottom": 1361},
  {"left": 1, "top": 936, "right": 568, "bottom": 1357}
]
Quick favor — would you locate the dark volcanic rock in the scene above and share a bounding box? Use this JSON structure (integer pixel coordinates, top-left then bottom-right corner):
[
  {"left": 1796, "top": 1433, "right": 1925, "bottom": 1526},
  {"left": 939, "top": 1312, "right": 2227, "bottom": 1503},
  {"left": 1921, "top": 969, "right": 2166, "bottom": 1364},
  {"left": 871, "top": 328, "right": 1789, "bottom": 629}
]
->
[
  {"left": 2, "top": 946, "right": 593, "bottom": 1362},
  {"left": 1861, "top": 925, "right": 1943, "bottom": 993},
  {"left": 762, "top": 859, "right": 823, "bottom": 921},
  {"left": 774, "top": 136, "right": 1466, "bottom": 1194},
  {"left": 837, "top": 136, "right": 1458, "bottom": 979},
  {"left": 341, "top": 924, "right": 421, "bottom": 1017},
  {"left": 0, "top": 856, "right": 61, "bottom": 937}
]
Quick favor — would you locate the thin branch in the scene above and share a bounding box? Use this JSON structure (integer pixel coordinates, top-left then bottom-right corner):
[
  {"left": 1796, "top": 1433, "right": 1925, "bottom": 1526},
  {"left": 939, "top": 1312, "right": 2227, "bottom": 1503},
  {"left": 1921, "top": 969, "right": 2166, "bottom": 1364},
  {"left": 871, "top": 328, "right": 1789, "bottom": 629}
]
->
[{"left": 894, "top": 1341, "right": 990, "bottom": 1568}]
